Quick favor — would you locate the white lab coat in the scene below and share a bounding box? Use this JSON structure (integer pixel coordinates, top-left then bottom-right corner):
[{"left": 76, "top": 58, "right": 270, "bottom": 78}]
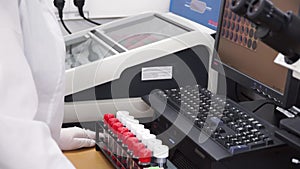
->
[{"left": 0, "top": 0, "right": 75, "bottom": 168}]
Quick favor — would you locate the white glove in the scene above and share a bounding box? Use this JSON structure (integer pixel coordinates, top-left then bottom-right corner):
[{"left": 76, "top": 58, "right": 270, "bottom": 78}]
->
[{"left": 58, "top": 127, "right": 96, "bottom": 151}]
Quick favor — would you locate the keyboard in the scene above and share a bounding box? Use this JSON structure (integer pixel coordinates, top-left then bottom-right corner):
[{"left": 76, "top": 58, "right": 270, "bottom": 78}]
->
[{"left": 145, "top": 85, "right": 282, "bottom": 155}]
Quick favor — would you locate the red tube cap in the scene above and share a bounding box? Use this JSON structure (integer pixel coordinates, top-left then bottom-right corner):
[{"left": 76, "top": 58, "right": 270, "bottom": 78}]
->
[
  {"left": 122, "top": 132, "right": 134, "bottom": 143},
  {"left": 126, "top": 137, "right": 139, "bottom": 150},
  {"left": 133, "top": 142, "right": 146, "bottom": 157},
  {"left": 108, "top": 118, "right": 119, "bottom": 127},
  {"left": 138, "top": 148, "right": 152, "bottom": 164},
  {"left": 103, "top": 114, "right": 115, "bottom": 123},
  {"left": 112, "top": 122, "right": 123, "bottom": 134},
  {"left": 117, "top": 127, "right": 129, "bottom": 139}
]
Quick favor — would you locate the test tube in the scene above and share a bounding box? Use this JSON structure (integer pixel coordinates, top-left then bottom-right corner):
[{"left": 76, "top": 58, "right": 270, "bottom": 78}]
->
[
  {"left": 153, "top": 145, "right": 169, "bottom": 167},
  {"left": 126, "top": 137, "right": 139, "bottom": 155},
  {"left": 138, "top": 148, "right": 152, "bottom": 166},
  {"left": 120, "top": 131, "right": 134, "bottom": 167},
  {"left": 116, "top": 127, "right": 129, "bottom": 161},
  {"left": 131, "top": 124, "right": 145, "bottom": 135},
  {"left": 141, "top": 134, "right": 156, "bottom": 145},
  {"left": 107, "top": 118, "right": 119, "bottom": 156},
  {"left": 123, "top": 116, "right": 137, "bottom": 124},
  {"left": 145, "top": 139, "right": 162, "bottom": 152},
  {"left": 136, "top": 129, "right": 151, "bottom": 141},
  {"left": 132, "top": 142, "right": 146, "bottom": 158},
  {"left": 103, "top": 113, "right": 115, "bottom": 128},
  {"left": 116, "top": 111, "right": 130, "bottom": 119},
  {"left": 125, "top": 121, "right": 140, "bottom": 132},
  {"left": 102, "top": 114, "right": 115, "bottom": 153}
]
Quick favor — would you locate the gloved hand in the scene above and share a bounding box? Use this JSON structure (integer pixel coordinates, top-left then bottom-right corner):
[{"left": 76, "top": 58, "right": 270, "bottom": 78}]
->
[{"left": 58, "top": 126, "right": 96, "bottom": 151}]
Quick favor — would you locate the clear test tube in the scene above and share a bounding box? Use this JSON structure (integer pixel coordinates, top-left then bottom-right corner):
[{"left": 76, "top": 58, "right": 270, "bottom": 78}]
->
[
  {"left": 120, "top": 131, "right": 134, "bottom": 167},
  {"left": 122, "top": 116, "right": 136, "bottom": 129},
  {"left": 107, "top": 118, "right": 119, "bottom": 155},
  {"left": 132, "top": 142, "right": 146, "bottom": 160},
  {"left": 116, "top": 111, "right": 130, "bottom": 119},
  {"left": 124, "top": 118, "right": 139, "bottom": 128},
  {"left": 102, "top": 114, "right": 115, "bottom": 153},
  {"left": 116, "top": 127, "right": 129, "bottom": 162},
  {"left": 103, "top": 114, "right": 115, "bottom": 128},
  {"left": 153, "top": 145, "right": 169, "bottom": 167},
  {"left": 126, "top": 137, "right": 139, "bottom": 168},
  {"left": 131, "top": 145, "right": 143, "bottom": 169},
  {"left": 126, "top": 137, "right": 139, "bottom": 156},
  {"left": 138, "top": 148, "right": 152, "bottom": 167},
  {"left": 125, "top": 115, "right": 135, "bottom": 121},
  {"left": 111, "top": 122, "right": 123, "bottom": 158},
  {"left": 141, "top": 134, "right": 156, "bottom": 145},
  {"left": 125, "top": 121, "right": 140, "bottom": 133},
  {"left": 145, "top": 139, "right": 162, "bottom": 152},
  {"left": 145, "top": 138, "right": 164, "bottom": 165},
  {"left": 130, "top": 124, "right": 145, "bottom": 136},
  {"left": 136, "top": 129, "right": 151, "bottom": 141},
  {"left": 121, "top": 132, "right": 134, "bottom": 147}
]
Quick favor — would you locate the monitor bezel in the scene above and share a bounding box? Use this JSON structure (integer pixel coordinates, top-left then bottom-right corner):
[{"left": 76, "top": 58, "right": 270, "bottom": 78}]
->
[{"left": 212, "top": 0, "right": 300, "bottom": 108}]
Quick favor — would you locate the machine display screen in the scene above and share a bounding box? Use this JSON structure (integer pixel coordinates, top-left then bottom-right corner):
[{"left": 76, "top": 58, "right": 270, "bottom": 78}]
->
[
  {"left": 170, "top": 0, "right": 222, "bottom": 31},
  {"left": 214, "top": 0, "right": 300, "bottom": 95}
]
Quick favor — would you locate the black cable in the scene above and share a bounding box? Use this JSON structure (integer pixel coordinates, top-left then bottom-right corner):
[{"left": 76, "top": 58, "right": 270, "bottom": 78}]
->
[
  {"left": 252, "top": 102, "right": 277, "bottom": 113},
  {"left": 60, "top": 18, "right": 72, "bottom": 34},
  {"left": 82, "top": 14, "right": 101, "bottom": 26},
  {"left": 73, "top": 0, "right": 101, "bottom": 26},
  {"left": 53, "top": 0, "right": 72, "bottom": 34}
]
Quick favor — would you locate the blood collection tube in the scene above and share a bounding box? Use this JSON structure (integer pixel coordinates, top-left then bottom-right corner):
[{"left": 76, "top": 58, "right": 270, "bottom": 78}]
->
[
  {"left": 130, "top": 124, "right": 145, "bottom": 135},
  {"left": 112, "top": 122, "right": 123, "bottom": 135},
  {"left": 108, "top": 118, "right": 119, "bottom": 130},
  {"left": 153, "top": 145, "right": 169, "bottom": 167},
  {"left": 123, "top": 115, "right": 135, "bottom": 123},
  {"left": 125, "top": 121, "right": 140, "bottom": 133},
  {"left": 112, "top": 122, "right": 123, "bottom": 157},
  {"left": 116, "top": 127, "right": 129, "bottom": 162},
  {"left": 120, "top": 131, "right": 134, "bottom": 167},
  {"left": 121, "top": 132, "right": 135, "bottom": 147},
  {"left": 140, "top": 134, "right": 156, "bottom": 145},
  {"left": 132, "top": 142, "right": 146, "bottom": 158},
  {"left": 138, "top": 148, "right": 152, "bottom": 166},
  {"left": 107, "top": 119, "right": 119, "bottom": 157},
  {"left": 116, "top": 111, "right": 129, "bottom": 118},
  {"left": 102, "top": 112, "right": 169, "bottom": 168},
  {"left": 117, "top": 127, "right": 129, "bottom": 141},
  {"left": 126, "top": 137, "right": 139, "bottom": 168},
  {"left": 136, "top": 129, "right": 150, "bottom": 141},
  {"left": 126, "top": 137, "right": 139, "bottom": 155},
  {"left": 103, "top": 113, "right": 115, "bottom": 127},
  {"left": 124, "top": 118, "right": 139, "bottom": 127},
  {"left": 145, "top": 139, "right": 162, "bottom": 152},
  {"left": 102, "top": 114, "right": 115, "bottom": 151},
  {"left": 132, "top": 142, "right": 147, "bottom": 168},
  {"left": 117, "top": 112, "right": 130, "bottom": 126}
]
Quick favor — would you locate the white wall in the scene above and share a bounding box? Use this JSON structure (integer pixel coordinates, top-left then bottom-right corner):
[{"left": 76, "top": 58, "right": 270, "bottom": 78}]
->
[{"left": 54, "top": 0, "right": 170, "bottom": 20}]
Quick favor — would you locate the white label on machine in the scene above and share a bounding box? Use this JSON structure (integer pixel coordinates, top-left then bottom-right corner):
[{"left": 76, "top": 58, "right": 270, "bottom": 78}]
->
[{"left": 141, "top": 66, "right": 173, "bottom": 81}]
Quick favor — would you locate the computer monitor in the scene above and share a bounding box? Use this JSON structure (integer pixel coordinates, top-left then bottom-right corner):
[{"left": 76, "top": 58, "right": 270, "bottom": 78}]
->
[
  {"left": 212, "top": 0, "right": 300, "bottom": 108},
  {"left": 170, "top": 0, "right": 223, "bottom": 31}
]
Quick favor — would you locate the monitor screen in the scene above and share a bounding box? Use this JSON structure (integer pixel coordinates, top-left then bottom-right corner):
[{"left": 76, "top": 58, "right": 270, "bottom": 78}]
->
[
  {"left": 170, "top": 0, "right": 223, "bottom": 31},
  {"left": 212, "top": 0, "right": 300, "bottom": 106}
]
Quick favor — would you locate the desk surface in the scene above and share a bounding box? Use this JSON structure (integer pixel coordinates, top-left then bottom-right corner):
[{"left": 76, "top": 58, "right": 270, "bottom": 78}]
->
[{"left": 64, "top": 148, "right": 114, "bottom": 169}]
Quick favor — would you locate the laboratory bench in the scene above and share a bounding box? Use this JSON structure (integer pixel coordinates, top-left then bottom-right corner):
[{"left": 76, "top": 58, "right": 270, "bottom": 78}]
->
[{"left": 64, "top": 148, "right": 114, "bottom": 169}]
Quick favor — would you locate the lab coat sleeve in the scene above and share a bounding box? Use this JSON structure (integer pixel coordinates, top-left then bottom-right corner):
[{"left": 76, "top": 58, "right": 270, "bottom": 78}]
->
[
  {"left": 0, "top": 115, "right": 74, "bottom": 169},
  {"left": 0, "top": 1, "right": 75, "bottom": 169}
]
